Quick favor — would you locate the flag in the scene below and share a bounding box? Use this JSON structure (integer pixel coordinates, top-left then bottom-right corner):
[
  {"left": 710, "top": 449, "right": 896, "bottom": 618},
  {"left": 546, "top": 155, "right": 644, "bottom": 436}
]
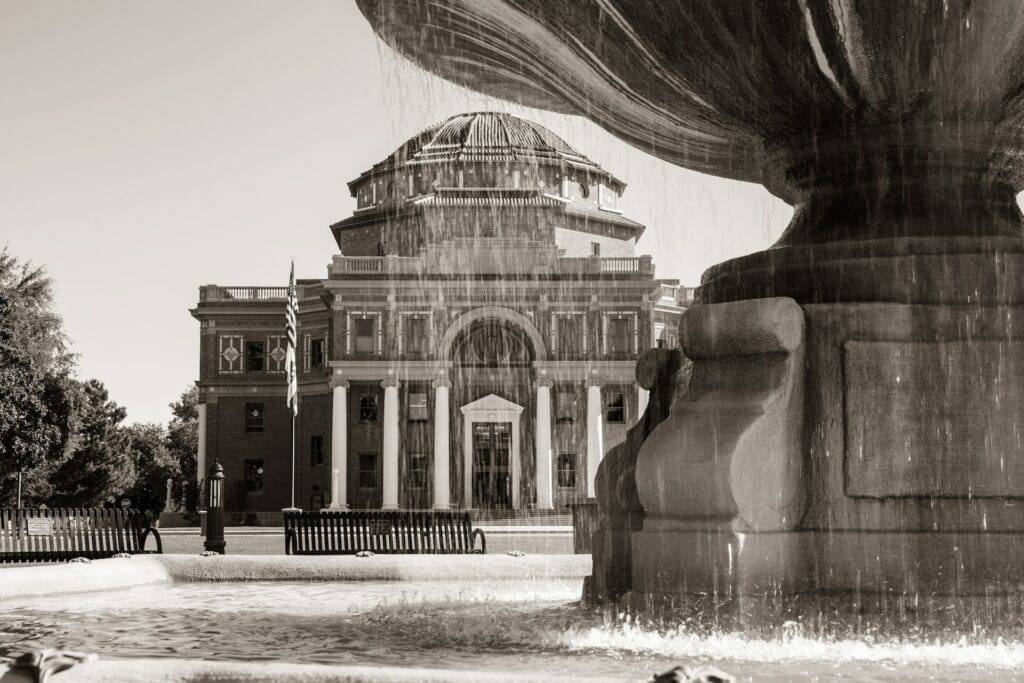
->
[{"left": 285, "top": 260, "right": 298, "bottom": 417}]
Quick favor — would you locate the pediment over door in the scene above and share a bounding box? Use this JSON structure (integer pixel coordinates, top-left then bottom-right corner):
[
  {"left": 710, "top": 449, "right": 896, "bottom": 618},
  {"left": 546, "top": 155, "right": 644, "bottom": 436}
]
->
[{"left": 459, "top": 393, "right": 524, "bottom": 415}]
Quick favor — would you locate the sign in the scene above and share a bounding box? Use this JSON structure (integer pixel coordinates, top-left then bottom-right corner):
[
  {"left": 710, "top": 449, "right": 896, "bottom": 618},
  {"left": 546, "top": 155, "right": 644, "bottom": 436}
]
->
[{"left": 26, "top": 518, "right": 54, "bottom": 536}]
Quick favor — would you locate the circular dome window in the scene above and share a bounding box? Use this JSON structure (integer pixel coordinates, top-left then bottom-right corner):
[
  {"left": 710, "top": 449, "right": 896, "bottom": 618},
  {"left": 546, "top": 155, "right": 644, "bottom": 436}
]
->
[{"left": 578, "top": 182, "right": 590, "bottom": 198}]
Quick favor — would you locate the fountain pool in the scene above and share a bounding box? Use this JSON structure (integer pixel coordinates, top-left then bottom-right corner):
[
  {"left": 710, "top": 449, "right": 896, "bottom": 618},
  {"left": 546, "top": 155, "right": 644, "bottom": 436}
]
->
[{"left": 3, "top": 574, "right": 1024, "bottom": 681}]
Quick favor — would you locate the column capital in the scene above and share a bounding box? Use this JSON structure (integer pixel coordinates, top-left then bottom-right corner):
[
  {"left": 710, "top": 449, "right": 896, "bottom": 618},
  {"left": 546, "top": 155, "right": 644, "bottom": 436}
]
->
[
  {"left": 534, "top": 377, "right": 554, "bottom": 389},
  {"left": 586, "top": 376, "right": 603, "bottom": 389},
  {"left": 381, "top": 376, "right": 400, "bottom": 388},
  {"left": 432, "top": 377, "right": 452, "bottom": 389},
  {"left": 329, "top": 377, "right": 350, "bottom": 389}
]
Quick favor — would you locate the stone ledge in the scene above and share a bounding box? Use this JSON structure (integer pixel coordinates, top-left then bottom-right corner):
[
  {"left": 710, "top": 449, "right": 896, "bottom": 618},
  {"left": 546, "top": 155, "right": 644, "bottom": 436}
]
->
[
  {"left": 0, "top": 658, "right": 631, "bottom": 683},
  {"left": 0, "top": 555, "right": 592, "bottom": 600}
]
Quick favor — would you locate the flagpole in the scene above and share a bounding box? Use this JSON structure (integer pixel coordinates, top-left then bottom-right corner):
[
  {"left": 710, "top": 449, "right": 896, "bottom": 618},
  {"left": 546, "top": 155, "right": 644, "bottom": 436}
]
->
[
  {"left": 284, "top": 258, "right": 300, "bottom": 513},
  {"left": 290, "top": 403, "right": 296, "bottom": 510}
]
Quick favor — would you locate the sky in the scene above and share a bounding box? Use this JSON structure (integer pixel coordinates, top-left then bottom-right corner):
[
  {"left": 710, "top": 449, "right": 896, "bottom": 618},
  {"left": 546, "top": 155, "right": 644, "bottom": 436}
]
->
[{"left": 1, "top": 1, "right": 793, "bottom": 425}]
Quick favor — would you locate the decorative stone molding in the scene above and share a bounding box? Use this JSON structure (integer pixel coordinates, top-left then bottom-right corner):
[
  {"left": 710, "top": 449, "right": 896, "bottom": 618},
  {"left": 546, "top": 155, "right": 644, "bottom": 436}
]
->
[{"left": 635, "top": 297, "right": 806, "bottom": 532}]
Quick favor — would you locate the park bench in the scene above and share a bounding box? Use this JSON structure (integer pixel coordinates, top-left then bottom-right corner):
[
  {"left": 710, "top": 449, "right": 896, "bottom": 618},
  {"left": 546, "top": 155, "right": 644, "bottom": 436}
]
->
[
  {"left": 0, "top": 508, "right": 162, "bottom": 563},
  {"left": 284, "top": 510, "right": 486, "bottom": 555}
]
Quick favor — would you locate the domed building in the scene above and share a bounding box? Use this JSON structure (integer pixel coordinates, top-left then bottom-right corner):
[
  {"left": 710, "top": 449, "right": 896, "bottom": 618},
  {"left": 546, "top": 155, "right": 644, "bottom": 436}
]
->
[{"left": 191, "top": 112, "right": 688, "bottom": 517}]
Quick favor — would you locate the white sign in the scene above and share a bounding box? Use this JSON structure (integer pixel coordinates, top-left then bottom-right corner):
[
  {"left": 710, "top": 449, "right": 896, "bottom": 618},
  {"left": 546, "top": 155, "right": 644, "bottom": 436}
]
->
[{"left": 26, "top": 518, "right": 53, "bottom": 536}]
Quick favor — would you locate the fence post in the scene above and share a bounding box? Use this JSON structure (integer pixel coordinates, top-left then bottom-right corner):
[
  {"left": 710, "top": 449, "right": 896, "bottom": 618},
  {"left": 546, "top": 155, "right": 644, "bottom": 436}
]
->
[{"left": 203, "top": 461, "right": 226, "bottom": 554}]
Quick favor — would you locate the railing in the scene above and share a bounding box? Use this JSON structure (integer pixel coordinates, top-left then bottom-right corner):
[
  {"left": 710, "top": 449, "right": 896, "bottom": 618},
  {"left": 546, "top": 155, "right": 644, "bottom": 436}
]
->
[
  {"left": 222, "top": 286, "right": 288, "bottom": 300},
  {"left": 201, "top": 286, "right": 298, "bottom": 302},
  {"left": 330, "top": 254, "right": 655, "bottom": 276}
]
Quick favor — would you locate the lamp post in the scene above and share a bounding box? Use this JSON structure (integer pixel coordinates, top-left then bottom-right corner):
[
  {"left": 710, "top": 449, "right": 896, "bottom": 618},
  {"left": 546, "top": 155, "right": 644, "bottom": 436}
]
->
[{"left": 203, "top": 460, "right": 226, "bottom": 555}]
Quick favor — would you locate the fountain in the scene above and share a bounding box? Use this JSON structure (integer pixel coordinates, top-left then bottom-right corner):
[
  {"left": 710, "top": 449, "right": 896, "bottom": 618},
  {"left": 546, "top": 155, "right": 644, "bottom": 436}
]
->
[{"left": 357, "top": 1, "right": 1024, "bottom": 606}]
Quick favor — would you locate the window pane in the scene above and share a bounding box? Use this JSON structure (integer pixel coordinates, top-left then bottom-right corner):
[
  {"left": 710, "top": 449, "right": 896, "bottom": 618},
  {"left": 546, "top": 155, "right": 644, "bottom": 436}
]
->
[
  {"left": 355, "top": 318, "right": 375, "bottom": 353},
  {"left": 409, "top": 453, "right": 428, "bottom": 489},
  {"left": 558, "top": 317, "right": 581, "bottom": 355},
  {"left": 405, "top": 317, "right": 427, "bottom": 354},
  {"left": 557, "top": 453, "right": 576, "bottom": 488},
  {"left": 310, "top": 435, "right": 324, "bottom": 466},
  {"left": 358, "top": 394, "right": 378, "bottom": 423},
  {"left": 606, "top": 393, "right": 625, "bottom": 423},
  {"left": 556, "top": 390, "right": 576, "bottom": 422},
  {"left": 246, "top": 342, "right": 265, "bottom": 372},
  {"left": 244, "top": 459, "right": 264, "bottom": 493},
  {"left": 244, "top": 403, "right": 264, "bottom": 433},
  {"left": 609, "top": 318, "right": 630, "bottom": 354},
  {"left": 408, "top": 392, "right": 428, "bottom": 421},
  {"left": 358, "top": 453, "right": 379, "bottom": 488},
  {"left": 311, "top": 339, "right": 325, "bottom": 367}
]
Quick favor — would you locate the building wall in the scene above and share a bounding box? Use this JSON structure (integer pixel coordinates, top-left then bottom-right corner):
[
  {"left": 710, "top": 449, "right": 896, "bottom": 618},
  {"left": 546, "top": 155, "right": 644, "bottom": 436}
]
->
[{"left": 554, "top": 227, "right": 635, "bottom": 257}]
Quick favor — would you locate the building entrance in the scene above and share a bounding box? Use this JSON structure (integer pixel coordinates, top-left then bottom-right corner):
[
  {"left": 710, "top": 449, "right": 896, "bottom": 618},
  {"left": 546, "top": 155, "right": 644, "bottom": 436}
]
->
[{"left": 472, "top": 422, "right": 512, "bottom": 508}]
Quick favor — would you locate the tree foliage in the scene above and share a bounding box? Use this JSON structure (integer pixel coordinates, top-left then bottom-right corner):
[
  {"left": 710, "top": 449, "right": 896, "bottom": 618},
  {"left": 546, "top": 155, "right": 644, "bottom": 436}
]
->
[
  {"left": 123, "top": 422, "right": 180, "bottom": 522},
  {"left": 167, "top": 386, "right": 199, "bottom": 512},
  {"left": 0, "top": 250, "right": 80, "bottom": 506},
  {"left": 49, "top": 380, "right": 135, "bottom": 507}
]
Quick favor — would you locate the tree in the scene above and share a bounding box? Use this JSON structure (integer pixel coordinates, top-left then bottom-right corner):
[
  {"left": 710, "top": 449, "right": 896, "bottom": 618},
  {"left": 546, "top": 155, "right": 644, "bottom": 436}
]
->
[
  {"left": 0, "top": 250, "right": 80, "bottom": 506},
  {"left": 167, "top": 386, "right": 199, "bottom": 512},
  {"left": 122, "top": 423, "right": 179, "bottom": 523},
  {"left": 0, "top": 246, "right": 73, "bottom": 373},
  {"left": 49, "top": 380, "right": 135, "bottom": 507}
]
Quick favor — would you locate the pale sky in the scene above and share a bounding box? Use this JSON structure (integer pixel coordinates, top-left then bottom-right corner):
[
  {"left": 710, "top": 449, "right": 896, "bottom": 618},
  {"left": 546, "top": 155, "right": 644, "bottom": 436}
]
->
[{"left": 1, "top": 1, "right": 793, "bottom": 425}]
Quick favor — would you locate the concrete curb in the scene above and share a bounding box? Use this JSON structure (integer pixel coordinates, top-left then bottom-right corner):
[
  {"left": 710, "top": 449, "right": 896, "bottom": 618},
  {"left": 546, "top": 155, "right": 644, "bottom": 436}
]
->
[
  {"left": 157, "top": 553, "right": 591, "bottom": 583},
  {"left": 0, "top": 555, "right": 591, "bottom": 599},
  {"left": 0, "top": 558, "right": 170, "bottom": 600},
  {"left": 0, "top": 658, "right": 635, "bottom": 682}
]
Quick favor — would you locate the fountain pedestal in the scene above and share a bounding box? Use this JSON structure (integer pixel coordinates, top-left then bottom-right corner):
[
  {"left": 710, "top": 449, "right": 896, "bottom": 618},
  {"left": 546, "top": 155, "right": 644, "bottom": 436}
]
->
[{"left": 631, "top": 241, "right": 1024, "bottom": 602}]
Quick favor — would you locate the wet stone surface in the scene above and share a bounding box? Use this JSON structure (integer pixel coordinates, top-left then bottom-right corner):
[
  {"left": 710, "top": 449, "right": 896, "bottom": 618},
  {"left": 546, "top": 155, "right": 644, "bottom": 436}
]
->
[{"left": 2, "top": 580, "right": 1024, "bottom": 681}]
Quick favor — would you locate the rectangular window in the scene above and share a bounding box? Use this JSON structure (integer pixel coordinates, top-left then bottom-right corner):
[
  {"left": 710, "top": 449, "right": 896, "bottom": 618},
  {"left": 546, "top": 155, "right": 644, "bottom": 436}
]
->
[
  {"left": 246, "top": 341, "right": 265, "bottom": 372},
  {"left": 557, "top": 316, "right": 582, "bottom": 355},
  {"left": 218, "top": 335, "right": 244, "bottom": 374},
  {"left": 267, "top": 336, "right": 287, "bottom": 373},
  {"left": 354, "top": 318, "right": 375, "bottom": 353},
  {"left": 358, "top": 393, "right": 378, "bottom": 423},
  {"left": 404, "top": 316, "right": 428, "bottom": 355},
  {"left": 408, "top": 392, "right": 428, "bottom": 421},
  {"left": 310, "top": 435, "right": 324, "bottom": 466},
  {"left": 591, "top": 241, "right": 601, "bottom": 256},
  {"left": 557, "top": 453, "right": 577, "bottom": 489},
  {"left": 310, "top": 492, "right": 324, "bottom": 510},
  {"left": 556, "top": 390, "right": 576, "bottom": 423},
  {"left": 358, "top": 453, "right": 379, "bottom": 488},
  {"left": 244, "top": 402, "right": 264, "bottom": 433},
  {"left": 409, "top": 453, "right": 428, "bottom": 489},
  {"left": 608, "top": 317, "right": 630, "bottom": 354},
  {"left": 310, "top": 338, "right": 325, "bottom": 367},
  {"left": 244, "top": 459, "right": 264, "bottom": 493},
  {"left": 606, "top": 393, "right": 626, "bottom": 424}
]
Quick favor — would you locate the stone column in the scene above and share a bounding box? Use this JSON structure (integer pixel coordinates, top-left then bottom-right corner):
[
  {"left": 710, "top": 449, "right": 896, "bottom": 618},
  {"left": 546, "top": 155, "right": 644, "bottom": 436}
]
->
[
  {"left": 196, "top": 402, "right": 207, "bottom": 491},
  {"left": 329, "top": 378, "right": 349, "bottom": 509},
  {"left": 637, "top": 387, "right": 650, "bottom": 419},
  {"left": 586, "top": 381, "right": 604, "bottom": 498},
  {"left": 381, "top": 377, "right": 400, "bottom": 510},
  {"left": 534, "top": 379, "right": 554, "bottom": 510},
  {"left": 432, "top": 376, "right": 451, "bottom": 510}
]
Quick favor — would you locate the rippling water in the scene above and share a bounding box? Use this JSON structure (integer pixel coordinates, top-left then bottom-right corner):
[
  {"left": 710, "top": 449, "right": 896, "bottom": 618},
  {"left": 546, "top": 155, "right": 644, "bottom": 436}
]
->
[{"left": 1, "top": 580, "right": 1022, "bottom": 681}]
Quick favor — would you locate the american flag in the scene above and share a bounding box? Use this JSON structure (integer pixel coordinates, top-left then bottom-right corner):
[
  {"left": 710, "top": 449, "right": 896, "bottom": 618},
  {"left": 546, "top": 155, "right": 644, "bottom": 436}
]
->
[{"left": 285, "top": 260, "right": 298, "bottom": 416}]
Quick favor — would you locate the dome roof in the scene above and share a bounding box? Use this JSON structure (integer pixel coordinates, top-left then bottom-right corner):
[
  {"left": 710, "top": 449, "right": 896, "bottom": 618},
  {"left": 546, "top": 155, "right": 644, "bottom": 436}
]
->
[{"left": 355, "top": 112, "right": 623, "bottom": 188}]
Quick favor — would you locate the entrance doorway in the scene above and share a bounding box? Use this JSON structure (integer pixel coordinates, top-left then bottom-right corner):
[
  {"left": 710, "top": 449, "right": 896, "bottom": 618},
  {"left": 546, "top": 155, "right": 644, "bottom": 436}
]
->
[{"left": 472, "top": 422, "right": 511, "bottom": 508}]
